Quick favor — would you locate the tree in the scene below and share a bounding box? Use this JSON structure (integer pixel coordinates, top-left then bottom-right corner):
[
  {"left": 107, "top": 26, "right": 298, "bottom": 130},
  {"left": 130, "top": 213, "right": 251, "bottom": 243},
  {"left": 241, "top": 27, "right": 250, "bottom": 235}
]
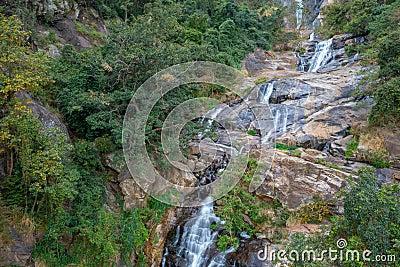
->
[{"left": 0, "top": 14, "right": 50, "bottom": 175}]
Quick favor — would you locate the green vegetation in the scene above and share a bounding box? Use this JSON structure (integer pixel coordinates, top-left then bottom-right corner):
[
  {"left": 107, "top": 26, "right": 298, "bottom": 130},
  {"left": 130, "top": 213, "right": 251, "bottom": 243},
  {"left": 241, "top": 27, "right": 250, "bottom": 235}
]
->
[
  {"left": 296, "top": 196, "right": 332, "bottom": 224},
  {"left": 365, "top": 149, "right": 391, "bottom": 168},
  {"left": 273, "top": 143, "right": 298, "bottom": 151},
  {"left": 255, "top": 77, "right": 268, "bottom": 85},
  {"left": 214, "top": 159, "right": 273, "bottom": 249},
  {"left": 315, "top": 158, "right": 345, "bottom": 171},
  {"left": 344, "top": 140, "right": 358, "bottom": 159},
  {"left": 52, "top": 0, "right": 285, "bottom": 150},
  {"left": 0, "top": 2, "right": 287, "bottom": 265},
  {"left": 291, "top": 149, "right": 302, "bottom": 157},
  {"left": 282, "top": 167, "right": 400, "bottom": 266},
  {"left": 75, "top": 22, "right": 105, "bottom": 44},
  {"left": 321, "top": 0, "right": 400, "bottom": 126},
  {"left": 247, "top": 129, "right": 258, "bottom": 136},
  {"left": 214, "top": 159, "right": 293, "bottom": 249}
]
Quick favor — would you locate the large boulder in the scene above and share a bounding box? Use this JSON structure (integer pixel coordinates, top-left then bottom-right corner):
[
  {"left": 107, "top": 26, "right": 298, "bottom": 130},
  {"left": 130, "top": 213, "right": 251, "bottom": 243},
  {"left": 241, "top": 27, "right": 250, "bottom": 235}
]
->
[
  {"left": 289, "top": 100, "right": 371, "bottom": 149},
  {"left": 256, "top": 150, "right": 348, "bottom": 209}
]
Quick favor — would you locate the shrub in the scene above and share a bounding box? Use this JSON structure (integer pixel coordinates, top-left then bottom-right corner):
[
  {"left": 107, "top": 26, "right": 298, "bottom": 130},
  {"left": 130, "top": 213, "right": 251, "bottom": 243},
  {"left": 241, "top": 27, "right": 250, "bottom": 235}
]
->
[
  {"left": 246, "top": 129, "right": 258, "bottom": 136},
  {"left": 296, "top": 196, "right": 332, "bottom": 224},
  {"left": 255, "top": 77, "right": 268, "bottom": 85},
  {"left": 273, "top": 143, "right": 298, "bottom": 151},
  {"left": 365, "top": 149, "right": 391, "bottom": 168},
  {"left": 345, "top": 140, "right": 359, "bottom": 159},
  {"left": 291, "top": 149, "right": 302, "bottom": 157}
]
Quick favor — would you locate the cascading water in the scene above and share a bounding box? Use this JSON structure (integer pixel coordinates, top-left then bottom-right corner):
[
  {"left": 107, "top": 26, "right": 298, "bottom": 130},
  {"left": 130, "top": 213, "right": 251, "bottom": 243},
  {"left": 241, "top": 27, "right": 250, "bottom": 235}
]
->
[
  {"left": 308, "top": 38, "right": 333, "bottom": 72},
  {"left": 260, "top": 82, "right": 274, "bottom": 104},
  {"left": 162, "top": 106, "right": 235, "bottom": 266},
  {"left": 162, "top": 198, "right": 230, "bottom": 267},
  {"left": 198, "top": 106, "right": 224, "bottom": 139},
  {"left": 295, "top": 0, "right": 303, "bottom": 29},
  {"left": 259, "top": 82, "right": 289, "bottom": 137},
  {"left": 297, "top": 55, "right": 308, "bottom": 72}
]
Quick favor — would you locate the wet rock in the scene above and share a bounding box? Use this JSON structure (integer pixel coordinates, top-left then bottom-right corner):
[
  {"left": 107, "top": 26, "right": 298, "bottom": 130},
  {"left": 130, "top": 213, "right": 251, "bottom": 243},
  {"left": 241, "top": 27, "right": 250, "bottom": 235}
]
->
[
  {"left": 296, "top": 33, "right": 364, "bottom": 73},
  {"left": 227, "top": 238, "right": 274, "bottom": 267},
  {"left": 242, "top": 50, "right": 296, "bottom": 76}
]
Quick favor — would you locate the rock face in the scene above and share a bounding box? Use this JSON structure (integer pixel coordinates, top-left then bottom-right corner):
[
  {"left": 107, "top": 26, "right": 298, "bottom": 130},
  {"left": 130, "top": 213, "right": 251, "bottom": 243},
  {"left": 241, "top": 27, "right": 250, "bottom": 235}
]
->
[
  {"left": 0, "top": 226, "right": 35, "bottom": 266},
  {"left": 256, "top": 150, "right": 348, "bottom": 209},
  {"left": 118, "top": 164, "right": 148, "bottom": 210},
  {"left": 215, "top": 63, "right": 371, "bottom": 152},
  {"left": 227, "top": 238, "right": 273, "bottom": 267},
  {"left": 16, "top": 91, "right": 70, "bottom": 139},
  {"left": 242, "top": 50, "right": 297, "bottom": 76},
  {"left": 145, "top": 208, "right": 182, "bottom": 267},
  {"left": 29, "top": 0, "right": 107, "bottom": 51}
]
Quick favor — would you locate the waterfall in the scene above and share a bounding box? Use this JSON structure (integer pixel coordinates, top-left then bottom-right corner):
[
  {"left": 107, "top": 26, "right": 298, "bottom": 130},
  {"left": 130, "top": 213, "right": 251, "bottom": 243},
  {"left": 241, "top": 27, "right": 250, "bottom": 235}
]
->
[
  {"left": 281, "top": 107, "right": 288, "bottom": 133},
  {"left": 309, "top": 32, "right": 315, "bottom": 41},
  {"left": 295, "top": 0, "right": 303, "bottom": 29},
  {"left": 308, "top": 38, "right": 333, "bottom": 72},
  {"left": 198, "top": 106, "right": 224, "bottom": 138},
  {"left": 259, "top": 81, "right": 274, "bottom": 104},
  {"left": 162, "top": 197, "right": 231, "bottom": 267},
  {"left": 297, "top": 54, "right": 308, "bottom": 72}
]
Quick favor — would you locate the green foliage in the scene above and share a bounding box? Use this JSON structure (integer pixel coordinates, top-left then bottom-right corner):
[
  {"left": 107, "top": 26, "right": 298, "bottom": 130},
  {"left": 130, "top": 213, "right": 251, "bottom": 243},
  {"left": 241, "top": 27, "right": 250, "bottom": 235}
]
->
[
  {"left": 369, "top": 77, "right": 400, "bottom": 126},
  {"left": 214, "top": 159, "right": 272, "bottom": 248},
  {"left": 343, "top": 167, "right": 399, "bottom": 259},
  {"left": 325, "top": 162, "right": 344, "bottom": 171},
  {"left": 0, "top": 14, "right": 50, "bottom": 107},
  {"left": 365, "top": 149, "right": 391, "bottom": 168},
  {"left": 94, "top": 135, "right": 117, "bottom": 154},
  {"left": 75, "top": 22, "right": 105, "bottom": 44},
  {"left": 50, "top": 0, "right": 284, "bottom": 146},
  {"left": 320, "top": 0, "right": 394, "bottom": 36},
  {"left": 315, "top": 158, "right": 344, "bottom": 171},
  {"left": 273, "top": 143, "right": 298, "bottom": 151},
  {"left": 33, "top": 29, "right": 58, "bottom": 49},
  {"left": 246, "top": 129, "right": 258, "bottom": 136},
  {"left": 296, "top": 196, "right": 332, "bottom": 224},
  {"left": 242, "top": 158, "right": 259, "bottom": 183},
  {"left": 255, "top": 77, "right": 268, "bottom": 85},
  {"left": 291, "top": 149, "right": 302, "bottom": 157},
  {"left": 345, "top": 140, "right": 359, "bottom": 159},
  {"left": 216, "top": 235, "right": 239, "bottom": 251},
  {"left": 282, "top": 167, "right": 400, "bottom": 266},
  {"left": 321, "top": 1, "right": 400, "bottom": 126}
]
